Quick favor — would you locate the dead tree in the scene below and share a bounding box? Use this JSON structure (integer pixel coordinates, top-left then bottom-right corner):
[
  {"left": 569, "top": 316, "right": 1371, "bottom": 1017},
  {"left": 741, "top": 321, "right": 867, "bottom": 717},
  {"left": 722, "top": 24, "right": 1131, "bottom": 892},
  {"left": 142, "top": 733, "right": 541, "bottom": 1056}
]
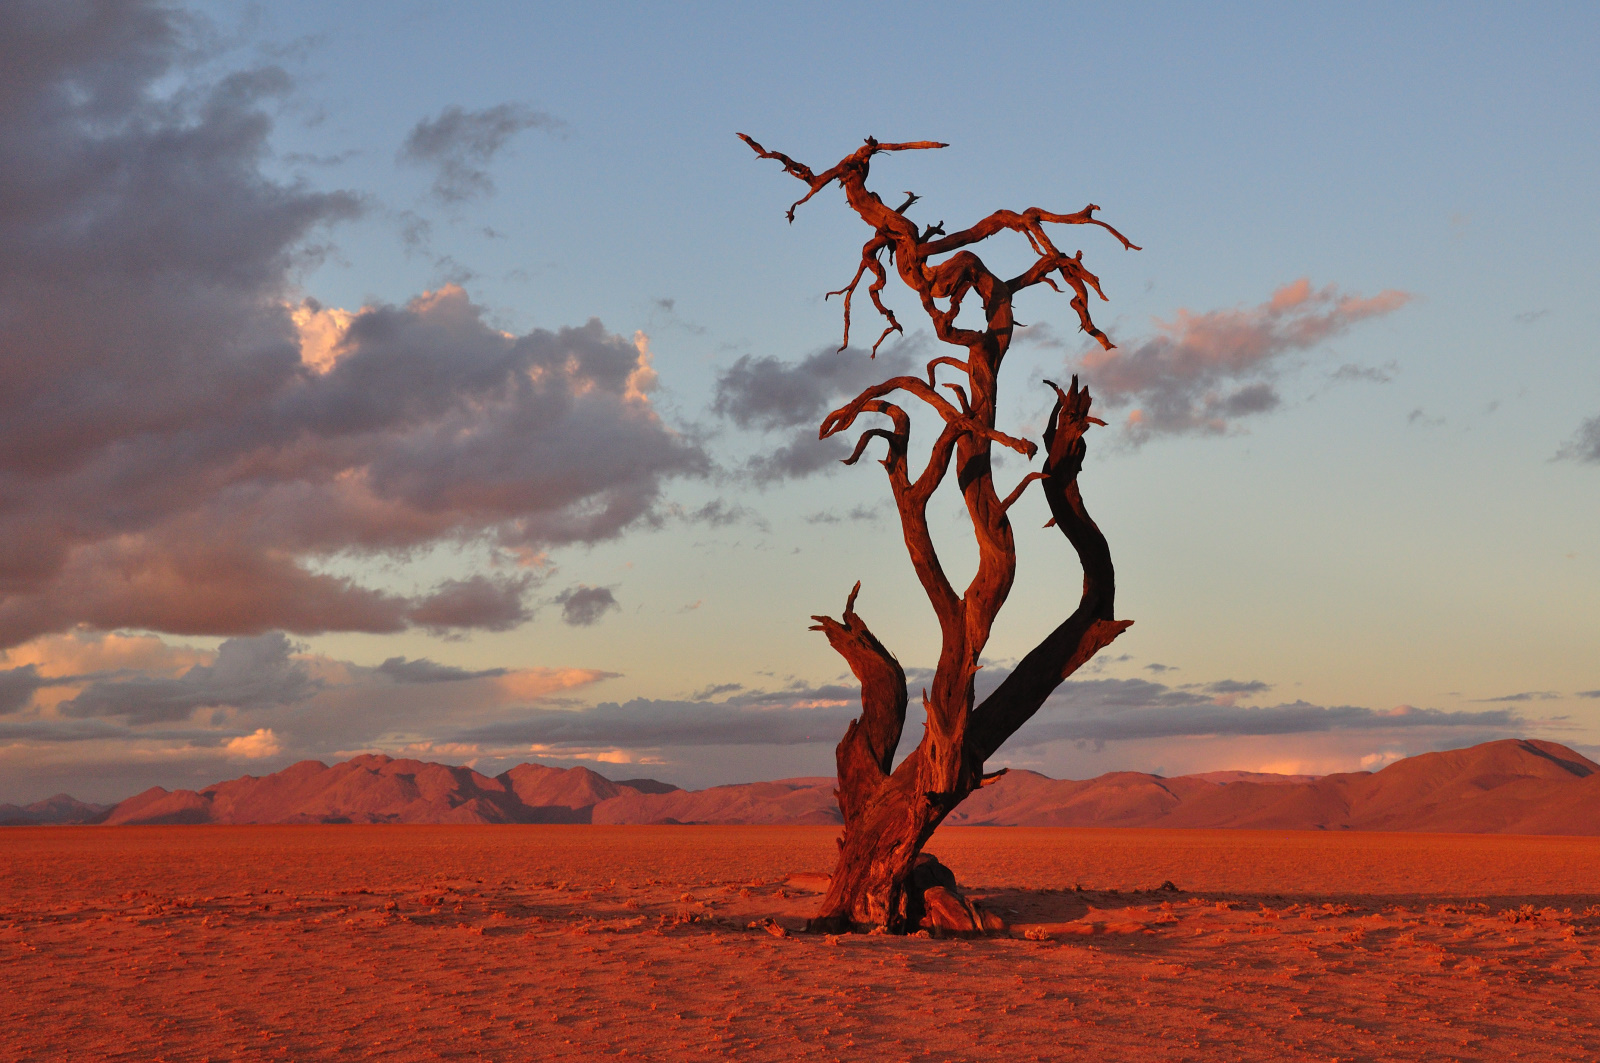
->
[{"left": 742, "top": 134, "right": 1139, "bottom": 934}]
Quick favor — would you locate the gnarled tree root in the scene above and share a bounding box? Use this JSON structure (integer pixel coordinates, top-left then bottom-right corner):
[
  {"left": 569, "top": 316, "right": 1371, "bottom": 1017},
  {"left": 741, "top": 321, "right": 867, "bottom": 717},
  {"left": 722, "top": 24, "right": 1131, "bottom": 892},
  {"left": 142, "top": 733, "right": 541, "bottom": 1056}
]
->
[{"left": 804, "top": 854, "right": 1007, "bottom": 937}]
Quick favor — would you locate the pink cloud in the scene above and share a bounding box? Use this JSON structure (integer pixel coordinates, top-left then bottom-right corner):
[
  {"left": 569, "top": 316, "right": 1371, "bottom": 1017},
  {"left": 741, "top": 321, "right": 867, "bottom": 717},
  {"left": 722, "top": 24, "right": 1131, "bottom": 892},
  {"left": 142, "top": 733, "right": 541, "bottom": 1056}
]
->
[{"left": 1078, "top": 279, "right": 1410, "bottom": 442}]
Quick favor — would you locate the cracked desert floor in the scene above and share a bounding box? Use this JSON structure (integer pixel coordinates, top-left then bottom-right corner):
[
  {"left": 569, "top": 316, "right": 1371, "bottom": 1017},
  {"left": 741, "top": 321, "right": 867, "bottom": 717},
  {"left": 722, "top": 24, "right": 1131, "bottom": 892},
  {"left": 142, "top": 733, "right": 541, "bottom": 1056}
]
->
[{"left": 5, "top": 825, "right": 1599, "bottom": 1061}]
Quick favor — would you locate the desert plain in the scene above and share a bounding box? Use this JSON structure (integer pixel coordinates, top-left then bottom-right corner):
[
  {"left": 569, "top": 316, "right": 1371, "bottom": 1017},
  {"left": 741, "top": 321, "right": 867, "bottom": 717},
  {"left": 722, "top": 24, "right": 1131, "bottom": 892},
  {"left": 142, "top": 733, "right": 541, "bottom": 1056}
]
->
[{"left": 5, "top": 824, "right": 1600, "bottom": 1062}]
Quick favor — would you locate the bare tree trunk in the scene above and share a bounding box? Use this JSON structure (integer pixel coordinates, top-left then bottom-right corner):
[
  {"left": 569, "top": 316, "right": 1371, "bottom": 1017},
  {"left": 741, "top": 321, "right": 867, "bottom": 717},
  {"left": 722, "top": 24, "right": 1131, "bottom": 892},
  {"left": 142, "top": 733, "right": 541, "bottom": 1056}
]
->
[{"left": 742, "top": 135, "right": 1138, "bottom": 933}]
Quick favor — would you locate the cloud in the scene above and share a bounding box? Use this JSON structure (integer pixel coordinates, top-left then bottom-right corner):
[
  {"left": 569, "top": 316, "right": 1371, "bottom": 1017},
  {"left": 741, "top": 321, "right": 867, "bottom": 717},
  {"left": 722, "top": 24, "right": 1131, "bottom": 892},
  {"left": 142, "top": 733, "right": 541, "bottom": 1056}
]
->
[
  {"left": 1203, "top": 679, "right": 1269, "bottom": 695},
  {"left": 1555, "top": 415, "right": 1600, "bottom": 463},
  {"left": 443, "top": 670, "right": 1520, "bottom": 758},
  {"left": 0, "top": 666, "right": 44, "bottom": 715},
  {"left": 397, "top": 103, "right": 563, "bottom": 202},
  {"left": 680, "top": 499, "right": 762, "bottom": 529},
  {"left": 452, "top": 690, "right": 860, "bottom": 749},
  {"left": 1078, "top": 279, "right": 1410, "bottom": 442},
  {"left": 805, "top": 504, "right": 883, "bottom": 525},
  {"left": 59, "top": 633, "right": 317, "bottom": 724},
  {"left": 376, "top": 657, "right": 508, "bottom": 684},
  {"left": 555, "top": 586, "right": 620, "bottom": 627},
  {"left": 1408, "top": 408, "right": 1446, "bottom": 429},
  {"left": 1, "top": 622, "right": 1526, "bottom": 790},
  {"left": 0, "top": 625, "right": 1539, "bottom": 802},
  {"left": 225, "top": 727, "right": 282, "bottom": 759},
  {"left": 1, "top": 630, "right": 207, "bottom": 680},
  {"left": 1329, "top": 363, "right": 1395, "bottom": 384},
  {"left": 0, "top": 627, "right": 620, "bottom": 801},
  {"left": 0, "top": 10, "right": 705, "bottom": 648},
  {"left": 712, "top": 344, "right": 914, "bottom": 483},
  {"left": 1015, "top": 685, "right": 1523, "bottom": 747},
  {"left": 1198, "top": 678, "right": 1271, "bottom": 706},
  {"left": 1471, "top": 691, "right": 1561, "bottom": 703},
  {"left": 407, "top": 575, "right": 532, "bottom": 633}
]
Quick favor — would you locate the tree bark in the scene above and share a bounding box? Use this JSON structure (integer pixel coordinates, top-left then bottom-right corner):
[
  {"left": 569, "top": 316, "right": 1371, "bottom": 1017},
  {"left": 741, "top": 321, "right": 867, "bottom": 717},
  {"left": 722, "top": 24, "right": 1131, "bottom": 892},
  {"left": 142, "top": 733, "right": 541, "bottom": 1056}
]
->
[{"left": 743, "top": 135, "right": 1138, "bottom": 933}]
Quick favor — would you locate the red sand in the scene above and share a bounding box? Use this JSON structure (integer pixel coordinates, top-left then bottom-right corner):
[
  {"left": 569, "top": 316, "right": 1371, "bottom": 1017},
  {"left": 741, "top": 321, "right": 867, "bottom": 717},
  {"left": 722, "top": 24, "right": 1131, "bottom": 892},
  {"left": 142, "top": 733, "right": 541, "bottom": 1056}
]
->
[{"left": 5, "top": 825, "right": 1600, "bottom": 1061}]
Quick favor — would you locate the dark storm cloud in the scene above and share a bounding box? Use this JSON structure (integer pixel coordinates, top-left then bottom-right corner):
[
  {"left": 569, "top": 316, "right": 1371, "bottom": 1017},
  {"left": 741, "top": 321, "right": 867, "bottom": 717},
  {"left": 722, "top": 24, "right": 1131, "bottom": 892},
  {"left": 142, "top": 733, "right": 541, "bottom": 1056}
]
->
[
  {"left": 1076, "top": 279, "right": 1409, "bottom": 442},
  {"left": 712, "top": 345, "right": 914, "bottom": 483},
  {"left": 555, "top": 586, "right": 620, "bottom": 627},
  {"left": 59, "top": 633, "right": 316, "bottom": 725},
  {"left": 0, "top": 4, "right": 706, "bottom": 648},
  {"left": 398, "top": 103, "right": 563, "bottom": 203}
]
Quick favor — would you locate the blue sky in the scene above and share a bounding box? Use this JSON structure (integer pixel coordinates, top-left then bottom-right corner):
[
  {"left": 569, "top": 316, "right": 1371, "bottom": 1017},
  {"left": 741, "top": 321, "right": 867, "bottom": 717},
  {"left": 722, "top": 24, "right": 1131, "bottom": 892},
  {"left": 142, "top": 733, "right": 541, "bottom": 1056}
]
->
[{"left": 1, "top": 1, "right": 1596, "bottom": 802}]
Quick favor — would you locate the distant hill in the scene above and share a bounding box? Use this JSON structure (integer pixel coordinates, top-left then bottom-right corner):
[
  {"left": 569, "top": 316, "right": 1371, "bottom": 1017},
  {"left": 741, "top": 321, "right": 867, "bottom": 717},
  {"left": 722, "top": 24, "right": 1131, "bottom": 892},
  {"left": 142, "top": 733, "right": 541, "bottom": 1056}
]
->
[
  {"left": 12, "top": 739, "right": 1599, "bottom": 833},
  {"left": 99, "top": 755, "right": 687, "bottom": 825},
  {"left": 0, "top": 794, "right": 112, "bottom": 826},
  {"left": 943, "top": 739, "right": 1600, "bottom": 834}
]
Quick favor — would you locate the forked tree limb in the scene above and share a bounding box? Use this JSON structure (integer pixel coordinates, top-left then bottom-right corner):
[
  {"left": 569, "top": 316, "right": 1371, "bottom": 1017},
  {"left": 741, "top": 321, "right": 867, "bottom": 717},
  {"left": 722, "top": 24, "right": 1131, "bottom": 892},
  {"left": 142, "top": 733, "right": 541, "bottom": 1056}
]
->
[
  {"left": 922, "top": 205, "right": 1140, "bottom": 257},
  {"left": 809, "top": 583, "right": 908, "bottom": 822},
  {"left": 969, "top": 377, "right": 1129, "bottom": 760},
  {"left": 737, "top": 133, "right": 946, "bottom": 222}
]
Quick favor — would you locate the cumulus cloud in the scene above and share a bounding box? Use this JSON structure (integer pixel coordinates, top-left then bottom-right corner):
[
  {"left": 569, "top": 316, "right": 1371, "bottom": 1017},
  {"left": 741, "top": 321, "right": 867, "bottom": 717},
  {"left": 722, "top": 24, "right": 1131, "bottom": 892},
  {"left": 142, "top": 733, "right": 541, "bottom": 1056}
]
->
[
  {"left": 59, "top": 633, "right": 317, "bottom": 724},
  {"left": 1555, "top": 415, "right": 1600, "bottom": 463},
  {"left": 555, "top": 586, "right": 620, "bottom": 627},
  {"left": 713, "top": 345, "right": 914, "bottom": 483},
  {"left": 225, "top": 727, "right": 282, "bottom": 759},
  {"left": 0, "top": 7, "right": 704, "bottom": 648},
  {"left": 1077, "top": 279, "right": 1410, "bottom": 442},
  {"left": 398, "top": 103, "right": 563, "bottom": 203}
]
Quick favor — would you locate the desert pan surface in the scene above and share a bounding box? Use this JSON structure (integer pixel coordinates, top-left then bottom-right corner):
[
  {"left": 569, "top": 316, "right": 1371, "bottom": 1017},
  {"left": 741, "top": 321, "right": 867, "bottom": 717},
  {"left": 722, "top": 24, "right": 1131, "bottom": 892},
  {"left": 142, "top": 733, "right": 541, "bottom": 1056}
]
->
[{"left": 6, "top": 825, "right": 1600, "bottom": 1061}]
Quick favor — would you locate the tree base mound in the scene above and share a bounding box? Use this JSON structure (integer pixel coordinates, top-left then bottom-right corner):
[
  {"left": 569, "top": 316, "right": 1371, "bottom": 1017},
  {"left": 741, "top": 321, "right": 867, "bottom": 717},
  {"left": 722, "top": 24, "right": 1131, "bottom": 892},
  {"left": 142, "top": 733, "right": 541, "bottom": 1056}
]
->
[{"left": 805, "top": 853, "right": 1007, "bottom": 936}]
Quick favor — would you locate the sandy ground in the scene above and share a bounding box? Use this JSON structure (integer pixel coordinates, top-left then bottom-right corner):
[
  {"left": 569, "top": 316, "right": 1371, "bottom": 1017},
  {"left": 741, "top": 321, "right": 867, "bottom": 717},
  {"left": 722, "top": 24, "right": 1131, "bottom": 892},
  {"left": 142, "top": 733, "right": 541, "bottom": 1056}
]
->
[{"left": 4, "top": 825, "right": 1599, "bottom": 1062}]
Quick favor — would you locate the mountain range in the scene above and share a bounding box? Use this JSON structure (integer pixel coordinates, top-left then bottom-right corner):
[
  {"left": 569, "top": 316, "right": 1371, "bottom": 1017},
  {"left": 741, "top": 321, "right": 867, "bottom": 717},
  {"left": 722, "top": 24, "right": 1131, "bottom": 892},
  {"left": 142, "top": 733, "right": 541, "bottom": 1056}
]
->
[{"left": 6, "top": 739, "right": 1598, "bottom": 833}]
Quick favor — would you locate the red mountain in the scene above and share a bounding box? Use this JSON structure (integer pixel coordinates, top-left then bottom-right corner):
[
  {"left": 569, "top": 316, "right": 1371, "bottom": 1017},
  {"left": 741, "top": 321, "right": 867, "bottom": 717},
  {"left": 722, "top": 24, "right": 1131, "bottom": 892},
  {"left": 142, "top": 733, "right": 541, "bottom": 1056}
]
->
[
  {"left": 102, "top": 755, "right": 683, "bottom": 825},
  {"left": 40, "top": 738, "right": 1600, "bottom": 833},
  {"left": 0, "top": 793, "right": 112, "bottom": 825},
  {"left": 943, "top": 739, "right": 1600, "bottom": 834}
]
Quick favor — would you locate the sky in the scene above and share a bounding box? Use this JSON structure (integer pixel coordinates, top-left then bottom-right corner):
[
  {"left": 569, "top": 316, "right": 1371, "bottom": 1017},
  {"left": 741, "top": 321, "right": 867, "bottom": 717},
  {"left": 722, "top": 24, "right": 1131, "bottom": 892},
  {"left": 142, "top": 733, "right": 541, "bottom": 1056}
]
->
[{"left": 2, "top": 0, "right": 1597, "bottom": 804}]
